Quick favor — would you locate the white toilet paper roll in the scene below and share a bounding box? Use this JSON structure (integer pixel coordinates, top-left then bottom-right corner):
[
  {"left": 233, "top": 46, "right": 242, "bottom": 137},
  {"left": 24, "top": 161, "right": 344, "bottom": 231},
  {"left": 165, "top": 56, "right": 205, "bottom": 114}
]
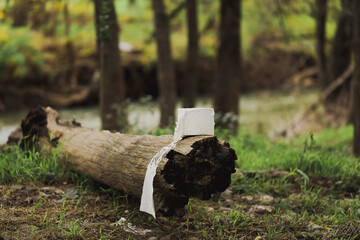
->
[{"left": 140, "top": 108, "right": 215, "bottom": 218}]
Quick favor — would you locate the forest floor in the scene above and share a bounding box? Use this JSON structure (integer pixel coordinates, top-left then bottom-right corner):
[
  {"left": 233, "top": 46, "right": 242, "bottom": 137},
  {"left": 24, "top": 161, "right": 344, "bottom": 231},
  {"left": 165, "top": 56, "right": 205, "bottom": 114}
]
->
[
  {"left": 1, "top": 124, "right": 360, "bottom": 239},
  {"left": 1, "top": 174, "right": 360, "bottom": 240}
]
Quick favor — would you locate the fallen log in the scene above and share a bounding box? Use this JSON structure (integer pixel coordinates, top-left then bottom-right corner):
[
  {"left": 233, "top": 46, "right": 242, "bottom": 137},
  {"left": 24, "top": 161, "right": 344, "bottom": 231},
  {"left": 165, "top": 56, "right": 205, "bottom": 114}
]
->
[{"left": 18, "top": 106, "right": 237, "bottom": 216}]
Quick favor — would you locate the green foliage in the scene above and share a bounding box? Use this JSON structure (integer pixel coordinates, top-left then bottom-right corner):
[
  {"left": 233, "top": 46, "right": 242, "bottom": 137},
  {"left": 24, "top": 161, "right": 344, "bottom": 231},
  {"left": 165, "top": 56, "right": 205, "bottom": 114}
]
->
[
  {"left": 0, "top": 143, "right": 90, "bottom": 186},
  {"left": 0, "top": 0, "right": 345, "bottom": 71},
  {"left": 0, "top": 24, "right": 44, "bottom": 80},
  {"left": 148, "top": 125, "right": 174, "bottom": 136},
  {"left": 0, "top": 144, "right": 61, "bottom": 184}
]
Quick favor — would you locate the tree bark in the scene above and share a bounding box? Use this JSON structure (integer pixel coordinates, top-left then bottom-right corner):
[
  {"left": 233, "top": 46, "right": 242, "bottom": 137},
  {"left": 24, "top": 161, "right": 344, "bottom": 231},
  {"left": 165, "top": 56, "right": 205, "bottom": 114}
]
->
[
  {"left": 315, "top": 0, "right": 328, "bottom": 89},
  {"left": 94, "top": 0, "right": 126, "bottom": 131},
  {"left": 152, "top": 0, "right": 177, "bottom": 127},
  {"left": 65, "top": 40, "right": 77, "bottom": 90},
  {"left": 146, "top": 1, "right": 186, "bottom": 44},
  {"left": 182, "top": 0, "right": 198, "bottom": 108},
  {"left": 30, "top": 0, "right": 46, "bottom": 29},
  {"left": 94, "top": 0, "right": 101, "bottom": 62},
  {"left": 11, "top": 0, "right": 29, "bottom": 27},
  {"left": 214, "top": 0, "right": 241, "bottom": 131},
  {"left": 351, "top": 0, "right": 360, "bottom": 156},
  {"left": 329, "top": 0, "right": 353, "bottom": 86},
  {"left": 64, "top": 1, "right": 70, "bottom": 36},
  {"left": 19, "top": 107, "right": 237, "bottom": 215}
]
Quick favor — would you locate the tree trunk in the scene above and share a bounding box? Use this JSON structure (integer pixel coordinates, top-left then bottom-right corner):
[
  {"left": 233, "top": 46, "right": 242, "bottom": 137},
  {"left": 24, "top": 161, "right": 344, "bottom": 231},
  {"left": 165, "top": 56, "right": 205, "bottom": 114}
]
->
[
  {"left": 352, "top": 0, "right": 360, "bottom": 156},
  {"left": 63, "top": 1, "right": 70, "bottom": 36},
  {"left": 19, "top": 107, "right": 237, "bottom": 216},
  {"left": 152, "top": 0, "right": 177, "bottom": 127},
  {"left": 94, "top": 0, "right": 101, "bottom": 60},
  {"left": 146, "top": 1, "right": 186, "bottom": 44},
  {"left": 65, "top": 40, "right": 77, "bottom": 90},
  {"left": 11, "top": 0, "right": 29, "bottom": 27},
  {"left": 30, "top": 0, "right": 46, "bottom": 29},
  {"left": 129, "top": 0, "right": 136, "bottom": 6},
  {"left": 214, "top": 0, "right": 241, "bottom": 131},
  {"left": 315, "top": 0, "right": 328, "bottom": 89},
  {"left": 329, "top": 0, "right": 353, "bottom": 85},
  {"left": 94, "top": 0, "right": 126, "bottom": 131},
  {"left": 183, "top": 0, "right": 198, "bottom": 108}
]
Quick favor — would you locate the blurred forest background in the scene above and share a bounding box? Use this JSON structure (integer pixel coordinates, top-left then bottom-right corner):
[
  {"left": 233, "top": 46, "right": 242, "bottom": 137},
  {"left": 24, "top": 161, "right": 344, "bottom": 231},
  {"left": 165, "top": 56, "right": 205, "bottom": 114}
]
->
[
  {"left": 0, "top": 0, "right": 358, "bottom": 150},
  {"left": 4, "top": 1, "right": 360, "bottom": 239}
]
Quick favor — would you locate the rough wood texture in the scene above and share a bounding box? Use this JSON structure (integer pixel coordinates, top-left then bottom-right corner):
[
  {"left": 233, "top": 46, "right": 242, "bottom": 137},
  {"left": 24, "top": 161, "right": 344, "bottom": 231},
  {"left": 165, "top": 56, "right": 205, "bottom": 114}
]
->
[
  {"left": 183, "top": 0, "right": 199, "bottom": 108},
  {"left": 352, "top": 0, "right": 360, "bottom": 156},
  {"left": 19, "top": 107, "right": 237, "bottom": 215},
  {"left": 95, "top": 0, "right": 126, "bottom": 131},
  {"left": 152, "top": 0, "right": 177, "bottom": 127},
  {"left": 315, "top": 0, "right": 328, "bottom": 89},
  {"left": 214, "top": 0, "right": 241, "bottom": 131}
]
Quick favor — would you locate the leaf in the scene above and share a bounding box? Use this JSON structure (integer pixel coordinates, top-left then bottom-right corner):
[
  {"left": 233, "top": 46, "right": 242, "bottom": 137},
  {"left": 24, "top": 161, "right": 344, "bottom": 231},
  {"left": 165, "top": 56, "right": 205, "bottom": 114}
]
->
[{"left": 296, "top": 169, "right": 309, "bottom": 182}]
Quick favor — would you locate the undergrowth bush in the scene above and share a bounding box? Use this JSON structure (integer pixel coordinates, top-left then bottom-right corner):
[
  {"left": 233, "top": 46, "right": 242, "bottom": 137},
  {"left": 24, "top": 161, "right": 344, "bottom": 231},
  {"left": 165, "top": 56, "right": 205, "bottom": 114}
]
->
[{"left": 0, "top": 24, "right": 44, "bottom": 81}]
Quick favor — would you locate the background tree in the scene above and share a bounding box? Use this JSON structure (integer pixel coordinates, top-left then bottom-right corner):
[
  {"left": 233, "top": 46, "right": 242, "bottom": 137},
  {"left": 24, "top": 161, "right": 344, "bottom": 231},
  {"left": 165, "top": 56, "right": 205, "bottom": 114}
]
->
[
  {"left": 152, "top": 0, "right": 177, "bottom": 127},
  {"left": 214, "top": 0, "right": 241, "bottom": 131},
  {"left": 94, "top": 0, "right": 126, "bottom": 131},
  {"left": 182, "top": 0, "right": 199, "bottom": 108},
  {"left": 63, "top": 0, "right": 70, "bottom": 36},
  {"left": 29, "top": 0, "right": 46, "bottom": 30},
  {"left": 329, "top": 0, "right": 352, "bottom": 86},
  {"left": 351, "top": 0, "right": 360, "bottom": 156},
  {"left": 315, "top": 0, "right": 328, "bottom": 89},
  {"left": 11, "top": 0, "right": 30, "bottom": 27}
]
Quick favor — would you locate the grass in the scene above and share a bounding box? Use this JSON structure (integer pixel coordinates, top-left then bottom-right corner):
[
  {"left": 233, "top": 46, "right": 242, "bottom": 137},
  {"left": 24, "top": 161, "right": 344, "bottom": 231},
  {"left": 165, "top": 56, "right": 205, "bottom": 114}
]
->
[
  {"left": 1, "top": 125, "right": 360, "bottom": 239},
  {"left": 228, "top": 125, "right": 360, "bottom": 180},
  {"left": 0, "top": 142, "right": 63, "bottom": 185}
]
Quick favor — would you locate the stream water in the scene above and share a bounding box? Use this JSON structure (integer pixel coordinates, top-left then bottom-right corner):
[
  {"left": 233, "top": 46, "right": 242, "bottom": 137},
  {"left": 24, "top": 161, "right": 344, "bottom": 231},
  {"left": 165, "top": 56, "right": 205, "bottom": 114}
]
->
[{"left": 0, "top": 89, "right": 319, "bottom": 144}]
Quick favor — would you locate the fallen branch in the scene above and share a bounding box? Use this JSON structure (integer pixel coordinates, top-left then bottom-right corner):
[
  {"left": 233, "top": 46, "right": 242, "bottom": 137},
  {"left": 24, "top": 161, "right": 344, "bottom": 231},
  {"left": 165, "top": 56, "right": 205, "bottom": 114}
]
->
[
  {"left": 320, "top": 63, "right": 354, "bottom": 101},
  {"left": 278, "top": 64, "right": 354, "bottom": 137},
  {"left": 4, "top": 86, "right": 91, "bottom": 108},
  {"left": 18, "top": 107, "right": 237, "bottom": 216},
  {"left": 287, "top": 66, "right": 317, "bottom": 85}
]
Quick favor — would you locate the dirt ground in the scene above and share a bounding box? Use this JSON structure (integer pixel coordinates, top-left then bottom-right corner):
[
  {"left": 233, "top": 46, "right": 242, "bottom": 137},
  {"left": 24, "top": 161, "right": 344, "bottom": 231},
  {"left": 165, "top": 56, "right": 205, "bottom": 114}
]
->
[{"left": 1, "top": 172, "right": 359, "bottom": 240}]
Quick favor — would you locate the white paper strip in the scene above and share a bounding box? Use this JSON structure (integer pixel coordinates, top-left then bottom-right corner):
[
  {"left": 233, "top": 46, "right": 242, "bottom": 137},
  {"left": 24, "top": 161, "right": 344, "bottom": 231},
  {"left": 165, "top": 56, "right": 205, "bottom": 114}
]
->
[{"left": 140, "top": 140, "right": 178, "bottom": 218}]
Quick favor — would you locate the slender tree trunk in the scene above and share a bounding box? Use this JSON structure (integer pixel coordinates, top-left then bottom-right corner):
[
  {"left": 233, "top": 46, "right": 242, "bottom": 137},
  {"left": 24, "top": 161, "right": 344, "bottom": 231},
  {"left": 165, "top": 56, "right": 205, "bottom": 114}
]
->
[
  {"left": 94, "top": 0, "right": 126, "bottom": 131},
  {"left": 30, "top": 0, "right": 46, "bottom": 29},
  {"left": 152, "top": 0, "right": 177, "bottom": 127},
  {"left": 64, "top": 1, "right": 70, "bottom": 36},
  {"left": 315, "top": 0, "right": 328, "bottom": 89},
  {"left": 11, "top": 0, "right": 29, "bottom": 27},
  {"left": 214, "top": 0, "right": 241, "bottom": 131},
  {"left": 94, "top": 0, "right": 101, "bottom": 59},
  {"left": 352, "top": 0, "right": 360, "bottom": 156},
  {"left": 65, "top": 40, "right": 77, "bottom": 90},
  {"left": 182, "top": 0, "right": 198, "bottom": 108},
  {"left": 329, "top": 0, "right": 353, "bottom": 84}
]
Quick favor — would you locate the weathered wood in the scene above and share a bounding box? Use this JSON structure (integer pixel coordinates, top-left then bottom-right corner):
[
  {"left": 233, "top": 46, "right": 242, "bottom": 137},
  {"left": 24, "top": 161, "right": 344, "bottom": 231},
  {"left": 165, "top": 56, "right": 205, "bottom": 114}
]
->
[{"left": 18, "top": 107, "right": 237, "bottom": 215}]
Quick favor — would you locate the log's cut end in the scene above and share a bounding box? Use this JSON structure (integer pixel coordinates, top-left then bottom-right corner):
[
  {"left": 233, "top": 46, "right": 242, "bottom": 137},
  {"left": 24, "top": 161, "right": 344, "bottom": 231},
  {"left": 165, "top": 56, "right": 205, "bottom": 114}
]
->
[{"left": 163, "top": 136, "right": 237, "bottom": 200}]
